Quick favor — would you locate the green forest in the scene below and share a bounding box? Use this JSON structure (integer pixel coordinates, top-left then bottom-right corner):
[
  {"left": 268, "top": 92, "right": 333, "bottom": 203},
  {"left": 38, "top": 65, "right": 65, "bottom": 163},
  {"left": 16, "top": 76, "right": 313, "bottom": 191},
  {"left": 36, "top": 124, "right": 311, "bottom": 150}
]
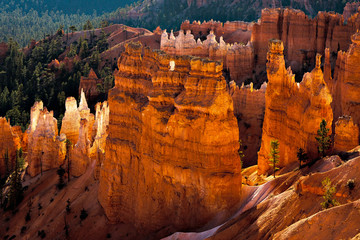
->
[{"left": 0, "top": 26, "right": 114, "bottom": 130}]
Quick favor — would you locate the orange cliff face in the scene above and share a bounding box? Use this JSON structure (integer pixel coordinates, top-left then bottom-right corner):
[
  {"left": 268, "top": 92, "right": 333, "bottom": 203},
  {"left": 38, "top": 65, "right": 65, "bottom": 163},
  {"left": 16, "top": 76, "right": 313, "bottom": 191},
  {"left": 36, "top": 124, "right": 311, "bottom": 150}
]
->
[
  {"left": 252, "top": 8, "right": 360, "bottom": 74},
  {"left": 26, "top": 101, "right": 66, "bottom": 177},
  {"left": 334, "top": 116, "right": 359, "bottom": 152},
  {"left": 0, "top": 118, "right": 21, "bottom": 176},
  {"left": 332, "top": 31, "right": 360, "bottom": 131},
  {"left": 98, "top": 42, "right": 241, "bottom": 235},
  {"left": 258, "top": 40, "right": 333, "bottom": 175},
  {"left": 161, "top": 29, "right": 254, "bottom": 85}
]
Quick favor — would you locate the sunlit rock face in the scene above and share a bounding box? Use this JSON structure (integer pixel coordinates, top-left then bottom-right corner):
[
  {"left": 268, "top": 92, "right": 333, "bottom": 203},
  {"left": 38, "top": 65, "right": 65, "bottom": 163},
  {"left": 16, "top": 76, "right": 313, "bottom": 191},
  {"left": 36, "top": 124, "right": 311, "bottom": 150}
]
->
[
  {"left": 60, "top": 97, "right": 80, "bottom": 145},
  {"left": 98, "top": 42, "right": 241, "bottom": 235},
  {"left": 258, "top": 40, "right": 333, "bottom": 175},
  {"left": 332, "top": 31, "right": 360, "bottom": 130},
  {"left": 334, "top": 116, "right": 359, "bottom": 152},
  {"left": 0, "top": 117, "right": 21, "bottom": 176},
  {"left": 161, "top": 29, "right": 254, "bottom": 85},
  {"left": 252, "top": 8, "right": 360, "bottom": 72},
  {"left": 60, "top": 90, "right": 95, "bottom": 145},
  {"left": 26, "top": 101, "right": 66, "bottom": 177}
]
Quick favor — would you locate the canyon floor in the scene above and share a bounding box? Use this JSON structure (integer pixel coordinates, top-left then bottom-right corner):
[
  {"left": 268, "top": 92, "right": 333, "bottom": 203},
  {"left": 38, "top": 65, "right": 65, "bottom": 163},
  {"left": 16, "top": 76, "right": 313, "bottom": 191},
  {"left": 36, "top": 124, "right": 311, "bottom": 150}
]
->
[{"left": 2, "top": 149, "right": 360, "bottom": 239}]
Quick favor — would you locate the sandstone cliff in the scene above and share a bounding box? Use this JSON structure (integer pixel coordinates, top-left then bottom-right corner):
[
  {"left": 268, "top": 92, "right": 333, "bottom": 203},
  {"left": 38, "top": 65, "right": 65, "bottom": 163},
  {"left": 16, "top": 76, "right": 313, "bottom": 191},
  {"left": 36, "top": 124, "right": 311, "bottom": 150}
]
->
[
  {"left": 98, "top": 42, "right": 241, "bottom": 236},
  {"left": 331, "top": 31, "right": 360, "bottom": 132},
  {"left": 26, "top": 101, "right": 66, "bottom": 177},
  {"left": 161, "top": 29, "right": 254, "bottom": 85},
  {"left": 0, "top": 118, "right": 21, "bottom": 176},
  {"left": 79, "top": 69, "right": 103, "bottom": 104},
  {"left": 334, "top": 116, "right": 359, "bottom": 153},
  {"left": 60, "top": 90, "right": 95, "bottom": 145},
  {"left": 258, "top": 40, "right": 333, "bottom": 175},
  {"left": 229, "top": 81, "right": 266, "bottom": 167},
  {"left": 252, "top": 8, "right": 360, "bottom": 76}
]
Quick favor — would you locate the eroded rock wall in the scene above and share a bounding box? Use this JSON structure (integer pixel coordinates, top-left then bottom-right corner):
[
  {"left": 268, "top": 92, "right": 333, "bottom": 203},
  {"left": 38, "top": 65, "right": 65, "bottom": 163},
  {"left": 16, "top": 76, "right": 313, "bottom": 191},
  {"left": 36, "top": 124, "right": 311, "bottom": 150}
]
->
[
  {"left": 26, "top": 102, "right": 66, "bottom": 177},
  {"left": 258, "top": 40, "right": 333, "bottom": 175},
  {"left": 230, "top": 81, "right": 266, "bottom": 167},
  {"left": 331, "top": 31, "right": 360, "bottom": 132},
  {"left": 252, "top": 8, "right": 360, "bottom": 73},
  {"left": 0, "top": 118, "right": 21, "bottom": 176},
  {"left": 98, "top": 42, "right": 241, "bottom": 234},
  {"left": 161, "top": 30, "right": 254, "bottom": 85},
  {"left": 334, "top": 116, "right": 359, "bottom": 152}
]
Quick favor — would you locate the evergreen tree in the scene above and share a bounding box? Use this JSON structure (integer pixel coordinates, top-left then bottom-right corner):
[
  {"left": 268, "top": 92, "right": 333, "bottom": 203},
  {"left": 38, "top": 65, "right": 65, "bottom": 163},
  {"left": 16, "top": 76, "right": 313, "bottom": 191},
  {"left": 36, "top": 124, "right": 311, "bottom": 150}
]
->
[
  {"left": 8, "top": 149, "right": 24, "bottom": 209},
  {"left": 321, "top": 177, "right": 339, "bottom": 209},
  {"left": 297, "top": 148, "right": 308, "bottom": 168},
  {"left": 57, "top": 165, "right": 66, "bottom": 190},
  {"left": 268, "top": 139, "right": 280, "bottom": 178},
  {"left": 315, "top": 119, "right": 331, "bottom": 157},
  {"left": 69, "top": 25, "right": 77, "bottom": 35}
]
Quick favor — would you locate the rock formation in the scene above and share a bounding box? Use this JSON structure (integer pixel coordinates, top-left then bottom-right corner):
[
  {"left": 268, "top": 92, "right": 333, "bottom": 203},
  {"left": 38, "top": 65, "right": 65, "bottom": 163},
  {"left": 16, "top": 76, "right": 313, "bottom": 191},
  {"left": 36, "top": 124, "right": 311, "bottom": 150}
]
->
[
  {"left": 229, "top": 81, "right": 266, "bottom": 167},
  {"left": 71, "top": 119, "right": 91, "bottom": 177},
  {"left": 180, "top": 19, "right": 253, "bottom": 42},
  {"left": 90, "top": 101, "right": 109, "bottom": 179},
  {"left": 161, "top": 29, "right": 254, "bottom": 85},
  {"left": 98, "top": 42, "right": 241, "bottom": 235},
  {"left": 26, "top": 102, "right": 66, "bottom": 177},
  {"left": 60, "top": 97, "right": 81, "bottom": 144},
  {"left": 258, "top": 40, "right": 333, "bottom": 175},
  {"left": 252, "top": 8, "right": 360, "bottom": 73},
  {"left": 331, "top": 31, "right": 360, "bottom": 129},
  {"left": 60, "top": 90, "right": 95, "bottom": 145},
  {"left": 0, "top": 118, "right": 21, "bottom": 176},
  {"left": 334, "top": 116, "right": 359, "bottom": 152},
  {"left": 79, "top": 69, "right": 103, "bottom": 104}
]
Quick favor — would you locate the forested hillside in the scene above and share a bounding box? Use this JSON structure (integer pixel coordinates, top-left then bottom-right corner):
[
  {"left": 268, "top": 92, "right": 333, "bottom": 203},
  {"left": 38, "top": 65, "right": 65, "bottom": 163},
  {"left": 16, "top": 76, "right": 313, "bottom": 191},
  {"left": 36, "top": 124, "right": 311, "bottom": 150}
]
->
[
  {"left": 0, "top": 0, "right": 139, "bottom": 46},
  {"left": 108, "top": 0, "right": 358, "bottom": 31},
  {"left": 0, "top": 27, "right": 114, "bottom": 129}
]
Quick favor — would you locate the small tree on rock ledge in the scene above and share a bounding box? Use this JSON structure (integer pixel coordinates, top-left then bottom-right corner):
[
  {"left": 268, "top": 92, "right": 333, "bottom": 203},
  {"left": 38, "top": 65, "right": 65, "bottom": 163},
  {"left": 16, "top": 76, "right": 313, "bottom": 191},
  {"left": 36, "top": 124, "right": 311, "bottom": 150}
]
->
[
  {"left": 315, "top": 119, "right": 331, "bottom": 158},
  {"left": 269, "top": 139, "right": 280, "bottom": 178}
]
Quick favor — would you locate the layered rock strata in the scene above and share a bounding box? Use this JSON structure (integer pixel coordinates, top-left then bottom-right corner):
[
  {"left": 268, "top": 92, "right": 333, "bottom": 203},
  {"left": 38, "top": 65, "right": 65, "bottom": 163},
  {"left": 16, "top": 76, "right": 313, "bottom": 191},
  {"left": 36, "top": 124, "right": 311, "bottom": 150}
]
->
[
  {"left": 98, "top": 42, "right": 241, "bottom": 234},
  {"left": 60, "top": 90, "right": 95, "bottom": 145},
  {"left": 161, "top": 30, "right": 254, "bottom": 85},
  {"left": 26, "top": 102, "right": 66, "bottom": 177},
  {"left": 79, "top": 69, "right": 103, "bottom": 104},
  {"left": 258, "top": 40, "right": 333, "bottom": 175},
  {"left": 181, "top": 19, "right": 253, "bottom": 42},
  {"left": 229, "top": 81, "right": 266, "bottom": 167},
  {"left": 331, "top": 31, "right": 360, "bottom": 129},
  {"left": 0, "top": 118, "right": 21, "bottom": 176},
  {"left": 252, "top": 8, "right": 360, "bottom": 72},
  {"left": 334, "top": 116, "right": 359, "bottom": 152}
]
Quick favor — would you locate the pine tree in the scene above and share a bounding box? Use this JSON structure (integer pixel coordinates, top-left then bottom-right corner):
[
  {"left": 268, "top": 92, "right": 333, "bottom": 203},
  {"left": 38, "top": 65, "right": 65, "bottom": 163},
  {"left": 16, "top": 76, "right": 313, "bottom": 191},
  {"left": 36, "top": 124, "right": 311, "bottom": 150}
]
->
[
  {"left": 8, "top": 149, "right": 24, "bottom": 209},
  {"left": 268, "top": 139, "right": 280, "bottom": 178},
  {"left": 315, "top": 119, "right": 331, "bottom": 157},
  {"left": 321, "top": 177, "right": 339, "bottom": 209},
  {"left": 57, "top": 166, "right": 66, "bottom": 190},
  {"left": 297, "top": 148, "right": 308, "bottom": 168}
]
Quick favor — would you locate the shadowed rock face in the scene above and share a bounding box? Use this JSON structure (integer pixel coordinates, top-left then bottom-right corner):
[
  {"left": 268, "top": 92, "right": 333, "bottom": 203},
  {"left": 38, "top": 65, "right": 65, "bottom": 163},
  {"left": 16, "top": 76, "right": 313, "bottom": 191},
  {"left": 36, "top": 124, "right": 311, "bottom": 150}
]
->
[
  {"left": 98, "top": 42, "right": 241, "bottom": 236},
  {"left": 258, "top": 40, "right": 333, "bottom": 175}
]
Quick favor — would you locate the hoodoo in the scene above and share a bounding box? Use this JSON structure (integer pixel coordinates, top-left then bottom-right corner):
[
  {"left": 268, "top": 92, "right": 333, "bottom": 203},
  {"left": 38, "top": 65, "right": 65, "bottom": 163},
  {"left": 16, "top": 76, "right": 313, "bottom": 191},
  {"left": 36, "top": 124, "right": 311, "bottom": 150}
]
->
[
  {"left": 258, "top": 40, "right": 333, "bottom": 175},
  {"left": 98, "top": 42, "right": 241, "bottom": 234}
]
